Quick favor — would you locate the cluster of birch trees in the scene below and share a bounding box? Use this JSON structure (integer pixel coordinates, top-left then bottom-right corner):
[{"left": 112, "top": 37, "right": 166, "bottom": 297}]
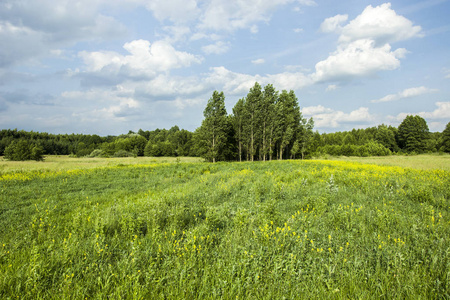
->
[{"left": 194, "top": 82, "right": 314, "bottom": 162}]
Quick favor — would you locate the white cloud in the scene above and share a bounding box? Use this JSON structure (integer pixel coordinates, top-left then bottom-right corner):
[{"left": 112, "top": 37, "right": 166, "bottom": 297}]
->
[
  {"left": 371, "top": 86, "right": 438, "bottom": 103},
  {"left": 266, "top": 72, "right": 313, "bottom": 91},
  {"left": 161, "top": 26, "right": 191, "bottom": 43},
  {"left": 62, "top": 88, "right": 140, "bottom": 120},
  {"left": 419, "top": 102, "right": 450, "bottom": 119},
  {"left": 305, "top": 106, "right": 375, "bottom": 129},
  {"left": 390, "top": 102, "right": 450, "bottom": 124},
  {"left": 79, "top": 39, "right": 203, "bottom": 78},
  {"left": 0, "top": 21, "right": 46, "bottom": 67},
  {"left": 312, "top": 39, "right": 407, "bottom": 82},
  {"left": 206, "top": 66, "right": 313, "bottom": 95},
  {"left": 302, "top": 105, "right": 333, "bottom": 115},
  {"left": 198, "top": 0, "right": 314, "bottom": 32},
  {"left": 206, "top": 67, "right": 261, "bottom": 95},
  {"left": 338, "top": 3, "right": 423, "bottom": 46},
  {"left": 190, "top": 32, "right": 222, "bottom": 41},
  {"left": 201, "top": 41, "right": 230, "bottom": 55},
  {"left": 251, "top": 58, "right": 265, "bottom": 65},
  {"left": 320, "top": 14, "right": 348, "bottom": 33},
  {"left": 134, "top": 75, "right": 207, "bottom": 100},
  {"left": 293, "top": 28, "right": 304, "bottom": 33},
  {"left": 0, "top": 0, "right": 127, "bottom": 68},
  {"left": 144, "top": 0, "right": 200, "bottom": 23},
  {"left": 302, "top": 105, "right": 375, "bottom": 128},
  {"left": 314, "top": 3, "right": 421, "bottom": 84}
]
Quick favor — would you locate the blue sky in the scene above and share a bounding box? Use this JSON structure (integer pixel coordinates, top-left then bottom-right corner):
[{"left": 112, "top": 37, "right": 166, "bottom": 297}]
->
[{"left": 0, "top": 0, "right": 449, "bottom": 135}]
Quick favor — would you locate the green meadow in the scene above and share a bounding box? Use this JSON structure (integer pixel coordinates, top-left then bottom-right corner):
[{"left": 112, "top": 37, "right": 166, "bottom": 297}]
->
[{"left": 0, "top": 156, "right": 449, "bottom": 299}]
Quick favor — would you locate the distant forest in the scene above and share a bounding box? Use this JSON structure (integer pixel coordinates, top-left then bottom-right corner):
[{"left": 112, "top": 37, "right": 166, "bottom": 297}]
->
[{"left": 2, "top": 83, "right": 450, "bottom": 161}]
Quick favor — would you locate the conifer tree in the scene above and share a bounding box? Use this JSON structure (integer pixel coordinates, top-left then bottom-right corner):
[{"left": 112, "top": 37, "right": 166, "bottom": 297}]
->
[{"left": 397, "top": 115, "right": 430, "bottom": 153}]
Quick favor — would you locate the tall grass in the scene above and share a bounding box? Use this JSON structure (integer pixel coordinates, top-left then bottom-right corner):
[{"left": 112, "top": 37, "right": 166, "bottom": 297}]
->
[
  {"left": 320, "top": 153, "right": 450, "bottom": 171},
  {"left": 0, "top": 160, "right": 449, "bottom": 298}
]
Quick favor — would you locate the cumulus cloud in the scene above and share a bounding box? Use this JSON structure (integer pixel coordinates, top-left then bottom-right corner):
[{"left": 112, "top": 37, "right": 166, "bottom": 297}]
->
[
  {"left": 62, "top": 88, "right": 141, "bottom": 120},
  {"left": 313, "top": 3, "right": 421, "bottom": 83},
  {"left": 390, "top": 102, "right": 450, "bottom": 125},
  {"left": 419, "top": 102, "right": 450, "bottom": 119},
  {"left": 134, "top": 75, "right": 208, "bottom": 100},
  {"left": 338, "top": 3, "right": 423, "bottom": 46},
  {"left": 320, "top": 14, "right": 348, "bottom": 33},
  {"left": 0, "top": 0, "right": 127, "bottom": 68},
  {"left": 161, "top": 26, "right": 192, "bottom": 43},
  {"left": 371, "top": 86, "right": 438, "bottom": 103},
  {"left": 302, "top": 105, "right": 333, "bottom": 115},
  {"left": 303, "top": 106, "right": 375, "bottom": 129},
  {"left": 313, "top": 39, "right": 407, "bottom": 82},
  {"left": 206, "top": 66, "right": 313, "bottom": 95},
  {"left": 79, "top": 39, "right": 202, "bottom": 79}
]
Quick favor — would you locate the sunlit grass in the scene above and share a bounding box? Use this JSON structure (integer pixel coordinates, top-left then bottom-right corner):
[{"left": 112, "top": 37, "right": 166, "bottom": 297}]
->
[
  {"left": 0, "top": 159, "right": 449, "bottom": 298},
  {"left": 0, "top": 155, "right": 203, "bottom": 174},
  {"left": 320, "top": 153, "right": 450, "bottom": 171}
]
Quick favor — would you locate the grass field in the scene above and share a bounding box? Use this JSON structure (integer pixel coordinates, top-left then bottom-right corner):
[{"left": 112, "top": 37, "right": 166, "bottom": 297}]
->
[
  {"left": 0, "top": 156, "right": 449, "bottom": 298},
  {"left": 327, "top": 153, "right": 450, "bottom": 171},
  {"left": 0, "top": 156, "right": 203, "bottom": 174}
]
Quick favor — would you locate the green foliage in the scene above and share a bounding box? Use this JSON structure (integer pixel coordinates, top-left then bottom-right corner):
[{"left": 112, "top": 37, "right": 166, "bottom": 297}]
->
[
  {"left": 113, "top": 134, "right": 147, "bottom": 156},
  {"left": 4, "top": 139, "right": 44, "bottom": 161},
  {"left": 144, "top": 141, "right": 174, "bottom": 157},
  {"left": 88, "top": 149, "right": 108, "bottom": 158},
  {"left": 316, "top": 141, "right": 391, "bottom": 157},
  {"left": 0, "top": 160, "right": 449, "bottom": 298},
  {"left": 375, "top": 124, "right": 398, "bottom": 151},
  {"left": 229, "top": 83, "right": 310, "bottom": 161},
  {"left": 195, "top": 91, "right": 229, "bottom": 162},
  {"left": 442, "top": 122, "right": 450, "bottom": 153},
  {"left": 0, "top": 128, "right": 195, "bottom": 158},
  {"left": 113, "top": 149, "right": 135, "bottom": 157},
  {"left": 397, "top": 115, "right": 430, "bottom": 153}
]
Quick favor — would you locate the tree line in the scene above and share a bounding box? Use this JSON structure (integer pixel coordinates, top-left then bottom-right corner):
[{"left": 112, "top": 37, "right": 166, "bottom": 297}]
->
[
  {"left": 194, "top": 83, "right": 314, "bottom": 162},
  {"left": 0, "top": 127, "right": 195, "bottom": 161},
  {"left": 1, "top": 83, "right": 450, "bottom": 161}
]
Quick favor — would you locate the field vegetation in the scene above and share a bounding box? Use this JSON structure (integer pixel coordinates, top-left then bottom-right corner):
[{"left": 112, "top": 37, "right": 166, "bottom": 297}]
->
[
  {"left": 322, "top": 153, "right": 450, "bottom": 171},
  {"left": 0, "top": 156, "right": 449, "bottom": 298}
]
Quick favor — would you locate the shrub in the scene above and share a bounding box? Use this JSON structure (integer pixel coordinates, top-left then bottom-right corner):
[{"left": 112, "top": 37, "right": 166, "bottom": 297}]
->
[
  {"left": 4, "top": 139, "right": 44, "bottom": 161},
  {"left": 88, "top": 149, "right": 108, "bottom": 158},
  {"left": 113, "top": 150, "right": 135, "bottom": 157}
]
